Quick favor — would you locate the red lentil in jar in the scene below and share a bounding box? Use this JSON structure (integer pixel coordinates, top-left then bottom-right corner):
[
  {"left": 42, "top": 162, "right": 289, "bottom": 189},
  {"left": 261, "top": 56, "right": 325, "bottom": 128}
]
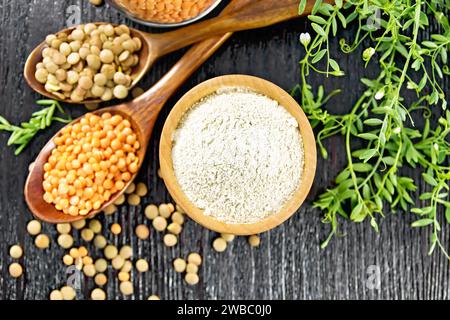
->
[
  {"left": 42, "top": 113, "right": 140, "bottom": 216},
  {"left": 112, "top": 0, "right": 216, "bottom": 24}
]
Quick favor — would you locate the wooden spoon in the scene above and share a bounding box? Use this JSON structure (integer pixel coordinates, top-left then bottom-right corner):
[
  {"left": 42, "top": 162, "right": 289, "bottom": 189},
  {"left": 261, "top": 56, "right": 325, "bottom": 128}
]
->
[
  {"left": 24, "top": 0, "right": 301, "bottom": 104},
  {"left": 24, "top": 0, "right": 254, "bottom": 224}
]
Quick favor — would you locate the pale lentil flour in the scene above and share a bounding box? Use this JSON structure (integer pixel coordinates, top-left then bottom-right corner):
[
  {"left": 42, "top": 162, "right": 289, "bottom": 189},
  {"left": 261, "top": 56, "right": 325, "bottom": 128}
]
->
[{"left": 172, "top": 87, "right": 304, "bottom": 224}]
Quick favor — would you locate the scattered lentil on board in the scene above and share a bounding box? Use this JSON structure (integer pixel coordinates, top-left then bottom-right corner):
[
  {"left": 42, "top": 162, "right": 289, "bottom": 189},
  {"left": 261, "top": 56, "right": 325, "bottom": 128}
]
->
[
  {"left": 145, "top": 204, "right": 159, "bottom": 220},
  {"left": 27, "top": 220, "right": 42, "bottom": 235},
  {"left": 212, "top": 237, "right": 227, "bottom": 252},
  {"left": 185, "top": 272, "right": 199, "bottom": 286},
  {"left": 9, "top": 245, "right": 23, "bottom": 259},
  {"left": 9, "top": 263, "right": 23, "bottom": 278},
  {"left": 173, "top": 258, "right": 187, "bottom": 273}
]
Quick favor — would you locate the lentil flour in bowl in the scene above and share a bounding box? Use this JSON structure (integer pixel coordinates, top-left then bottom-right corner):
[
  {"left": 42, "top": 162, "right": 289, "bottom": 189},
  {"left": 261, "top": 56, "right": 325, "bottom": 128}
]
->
[
  {"left": 171, "top": 87, "right": 304, "bottom": 225},
  {"left": 108, "top": 0, "right": 222, "bottom": 27}
]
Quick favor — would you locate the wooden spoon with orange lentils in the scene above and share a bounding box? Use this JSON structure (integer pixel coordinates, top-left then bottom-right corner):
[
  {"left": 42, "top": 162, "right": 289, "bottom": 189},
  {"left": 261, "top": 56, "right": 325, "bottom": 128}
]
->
[{"left": 42, "top": 113, "right": 139, "bottom": 216}]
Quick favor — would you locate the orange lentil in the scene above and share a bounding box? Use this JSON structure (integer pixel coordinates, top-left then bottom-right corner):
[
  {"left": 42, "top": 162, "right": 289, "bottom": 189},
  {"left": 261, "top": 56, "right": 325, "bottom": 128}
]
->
[
  {"left": 42, "top": 113, "right": 139, "bottom": 217},
  {"left": 113, "top": 0, "right": 215, "bottom": 24}
]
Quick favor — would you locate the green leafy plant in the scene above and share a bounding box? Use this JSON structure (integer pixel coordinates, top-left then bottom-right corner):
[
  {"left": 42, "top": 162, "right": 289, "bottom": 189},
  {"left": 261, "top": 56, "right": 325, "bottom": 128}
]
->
[
  {"left": 0, "top": 100, "right": 71, "bottom": 155},
  {"left": 296, "top": 0, "right": 450, "bottom": 257}
]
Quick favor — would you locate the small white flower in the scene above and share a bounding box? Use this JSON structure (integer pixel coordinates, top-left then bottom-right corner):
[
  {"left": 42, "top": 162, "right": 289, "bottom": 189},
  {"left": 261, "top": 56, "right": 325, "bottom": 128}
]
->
[
  {"left": 375, "top": 89, "right": 385, "bottom": 100},
  {"left": 363, "top": 47, "right": 375, "bottom": 61},
  {"left": 299, "top": 32, "right": 311, "bottom": 47},
  {"left": 393, "top": 127, "right": 401, "bottom": 134},
  {"left": 434, "top": 143, "right": 439, "bottom": 151}
]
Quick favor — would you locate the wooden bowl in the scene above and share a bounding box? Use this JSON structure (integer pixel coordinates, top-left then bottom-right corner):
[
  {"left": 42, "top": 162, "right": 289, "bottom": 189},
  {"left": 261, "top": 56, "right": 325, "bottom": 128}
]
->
[{"left": 159, "top": 75, "right": 316, "bottom": 235}]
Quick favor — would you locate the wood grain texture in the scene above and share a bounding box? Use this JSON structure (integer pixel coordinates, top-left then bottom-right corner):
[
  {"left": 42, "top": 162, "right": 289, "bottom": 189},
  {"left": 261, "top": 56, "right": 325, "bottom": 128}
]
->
[{"left": 0, "top": 0, "right": 449, "bottom": 300}]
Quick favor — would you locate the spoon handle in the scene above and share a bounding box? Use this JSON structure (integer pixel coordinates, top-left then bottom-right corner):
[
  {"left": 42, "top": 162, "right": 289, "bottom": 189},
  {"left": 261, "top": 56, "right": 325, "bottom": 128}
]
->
[
  {"left": 127, "top": 0, "right": 254, "bottom": 138},
  {"left": 148, "top": 0, "right": 307, "bottom": 57}
]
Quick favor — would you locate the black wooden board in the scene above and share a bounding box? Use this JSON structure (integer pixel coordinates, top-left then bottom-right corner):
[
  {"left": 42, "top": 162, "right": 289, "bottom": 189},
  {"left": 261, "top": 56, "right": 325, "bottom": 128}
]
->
[{"left": 0, "top": 0, "right": 449, "bottom": 300}]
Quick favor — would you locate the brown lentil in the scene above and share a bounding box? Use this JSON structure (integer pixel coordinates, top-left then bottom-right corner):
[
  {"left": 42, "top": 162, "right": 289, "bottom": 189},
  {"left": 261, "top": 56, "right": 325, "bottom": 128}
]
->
[
  {"left": 81, "top": 228, "right": 94, "bottom": 242},
  {"left": 121, "top": 260, "right": 133, "bottom": 273},
  {"left": 9, "top": 245, "right": 23, "bottom": 259},
  {"left": 248, "top": 235, "right": 261, "bottom": 247},
  {"left": 63, "top": 254, "right": 74, "bottom": 265},
  {"left": 144, "top": 204, "right": 159, "bottom": 220},
  {"left": 135, "top": 182, "right": 148, "bottom": 196},
  {"left": 152, "top": 216, "right": 167, "bottom": 231},
  {"left": 27, "top": 220, "right": 42, "bottom": 235},
  {"left": 112, "top": 256, "right": 125, "bottom": 270},
  {"left": 186, "top": 263, "right": 198, "bottom": 274},
  {"left": 118, "top": 271, "right": 130, "bottom": 282},
  {"left": 173, "top": 258, "right": 187, "bottom": 273},
  {"left": 185, "top": 272, "right": 199, "bottom": 286},
  {"left": 167, "top": 222, "right": 182, "bottom": 235},
  {"left": 111, "top": 223, "right": 122, "bottom": 235},
  {"left": 57, "top": 234, "right": 74, "bottom": 249},
  {"left": 83, "top": 264, "right": 96, "bottom": 277},
  {"left": 119, "top": 281, "right": 133, "bottom": 296},
  {"left": 212, "top": 237, "right": 227, "bottom": 252},
  {"left": 35, "top": 234, "right": 50, "bottom": 249},
  {"left": 37, "top": 23, "right": 140, "bottom": 102},
  {"left": 135, "top": 224, "right": 150, "bottom": 240},
  {"left": 94, "top": 258, "right": 108, "bottom": 273},
  {"left": 113, "top": 194, "right": 126, "bottom": 205},
  {"left": 221, "top": 234, "right": 235, "bottom": 242},
  {"left": 127, "top": 193, "right": 141, "bottom": 206},
  {"left": 135, "top": 259, "right": 149, "bottom": 272},
  {"left": 71, "top": 219, "right": 86, "bottom": 230},
  {"left": 158, "top": 204, "right": 171, "bottom": 218},
  {"left": 103, "top": 204, "right": 117, "bottom": 215},
  {"left": 187, "top": 253, "right": 202, "bottom": 266},
  {"left": 171, "top": 211, "right": 184, "bottom": 225},
  {"left": 93, "top": 234, "right": 107, "bottom": 249},
  {"left": 91, "top": 288, "right": 106, "bottom": 300},
  {"left": 61, "top": 286, "right": 76, "bottom": 300},
  {"left": 9, "top": 263, "right": 23, "bottom": 278},
  {"left": 56, "top": 223, "right": 71, "bottom": 234},
  {"left": 104, "top": 245, "right": 118, "bottom": 259},
  {"left": 94, "top": 273, "right": 108, "bottom": 286},
  {"left": 163, "top": 234, "right": 177, "bottom": 247},
  {"left": 88, "top": 219, "right": 102, "bottom": 233},
  {"left": 50, "top": 290, "right": 64, "bottom": 300}
]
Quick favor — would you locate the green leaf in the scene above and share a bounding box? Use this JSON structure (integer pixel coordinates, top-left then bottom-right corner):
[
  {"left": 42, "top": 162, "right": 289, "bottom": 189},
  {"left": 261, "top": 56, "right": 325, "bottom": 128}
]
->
[
  {"left": 312, "top": 49, "right": 327, "bottom": 63},
  {"left": 364, "top": 118, "right": 383, "bottom": 126},
  {"left": 329, "top": 58, "right": 340, "bottom": 71},
  {"left": 335, "top": 169, "right": 350, "bottom": 184},
  {"left": 308, "top": 15, "right": 327, "bottom": 25},
  {"left": 422, "top": 173, "right": 438, "bottom": 186},
  {"left": 411, "top": 219, "right": 434, "bottom": 227},
  {"left": 311, "top": 23, "right": 327, "bottom": 37},
  {"left": 298, "top": 0, "right": 307, "bottom": 14},
  {"left": 350, "top": 203, "right": 365, "bottom": 222},
  {"left": 358, "top": 149, "right": 377, "bottom": 161},
  {"left": 311, "top": 0, "right": 323, "bottom": 15},
  {"left": 352, "top": 163, "right": 373, "bottom": 172},
  {"left": 446, "top": 207, "right": 450, "bottom": 224},
  {"left": 358, "top": 133, "right": 378, "bottom": 140}
]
